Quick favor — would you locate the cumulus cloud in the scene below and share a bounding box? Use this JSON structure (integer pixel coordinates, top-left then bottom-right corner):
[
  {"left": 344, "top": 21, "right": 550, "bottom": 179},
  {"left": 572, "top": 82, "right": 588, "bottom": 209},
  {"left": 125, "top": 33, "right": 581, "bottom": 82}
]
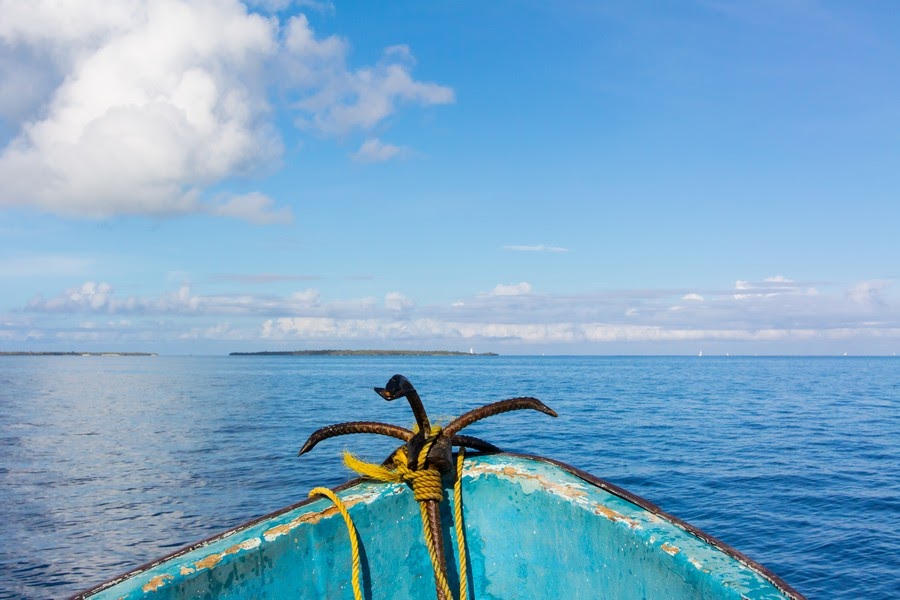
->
[
  {"left": 0, "top": 0, "right": 280, "bottom": 220},
  {"left": 352, "top": 138, "right": 404, "bottom": 163},
  {"left": 287, "top": 36, "right": 454, "bottom": 135},
  {"left": 290, "top": 288, "right": 321, "bottom": 306},
  {"left": 27, "top": 281, "right": 204, "bottom": 314},
  {"left": 384, "top": 292, "right": 413, "bottom": 311},
  {"left": 0, "top": 1, "right": 452, "bottom": 221},
  {"left": 24, "top": 281, "right": 374, "bottom": 318},
  {"left": 247, "top": 0, "right": 333, "bottom": 13}
]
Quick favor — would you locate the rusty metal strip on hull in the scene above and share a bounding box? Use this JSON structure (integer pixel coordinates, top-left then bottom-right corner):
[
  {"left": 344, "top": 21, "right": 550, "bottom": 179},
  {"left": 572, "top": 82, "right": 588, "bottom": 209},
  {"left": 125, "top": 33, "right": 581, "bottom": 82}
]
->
[{"left": 510, "top": 452, "right": 806, "bottom": 600}]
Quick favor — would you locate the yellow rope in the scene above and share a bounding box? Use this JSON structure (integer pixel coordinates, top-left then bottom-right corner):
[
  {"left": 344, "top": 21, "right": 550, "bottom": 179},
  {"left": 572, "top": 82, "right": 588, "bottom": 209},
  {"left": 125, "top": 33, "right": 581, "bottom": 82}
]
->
[
  {"left": 307, "top": 486, "right": 363, "bottom": 600},
  {"left": 342, "top": 447, "right": 443, "bottom": 502},
  {"left": 413, "top": 431, "right": 454, "bottom": 600},
  {"left": 453, "top": 448, "right": 469, "bottom": 600},
  {"left": 320, "top": 426, "right": 471, "bottom": 600}
]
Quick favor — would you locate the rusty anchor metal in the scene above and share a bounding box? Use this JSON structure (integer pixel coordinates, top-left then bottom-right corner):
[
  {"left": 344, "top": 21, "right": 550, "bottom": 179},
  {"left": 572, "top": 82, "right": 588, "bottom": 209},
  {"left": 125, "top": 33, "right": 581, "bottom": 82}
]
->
[{"left": 298, "top": 374, "right": 557, "bottom": 600}]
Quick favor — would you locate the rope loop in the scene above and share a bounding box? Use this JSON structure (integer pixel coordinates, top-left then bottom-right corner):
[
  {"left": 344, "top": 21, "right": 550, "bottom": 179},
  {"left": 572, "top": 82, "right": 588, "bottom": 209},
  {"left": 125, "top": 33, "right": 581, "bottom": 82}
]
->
[{"left": 308, "top": 486, "right": 364, "bottom": 600}]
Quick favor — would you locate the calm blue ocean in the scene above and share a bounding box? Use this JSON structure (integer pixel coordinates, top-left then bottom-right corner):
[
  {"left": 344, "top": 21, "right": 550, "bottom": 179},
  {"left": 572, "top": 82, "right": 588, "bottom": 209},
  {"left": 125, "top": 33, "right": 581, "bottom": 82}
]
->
[{"left": 0, "top": 355, "right": 897, "bottom": 599}]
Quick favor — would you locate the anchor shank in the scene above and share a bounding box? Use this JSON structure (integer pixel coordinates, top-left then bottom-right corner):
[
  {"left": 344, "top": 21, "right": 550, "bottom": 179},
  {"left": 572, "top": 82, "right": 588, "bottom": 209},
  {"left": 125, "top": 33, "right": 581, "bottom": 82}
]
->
[
  {"left": 425, "top": 500, "right": 450, "bottom": 600},
  {"left": 405, "top": 387, "right": 431, "bottom": 435}
]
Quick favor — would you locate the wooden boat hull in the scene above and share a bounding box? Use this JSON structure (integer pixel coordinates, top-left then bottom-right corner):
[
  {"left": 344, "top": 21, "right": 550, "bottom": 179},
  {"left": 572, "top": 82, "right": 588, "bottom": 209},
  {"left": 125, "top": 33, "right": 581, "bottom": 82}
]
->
[{"left": 75, "top": 454, "right": 803, "bottom": 599}]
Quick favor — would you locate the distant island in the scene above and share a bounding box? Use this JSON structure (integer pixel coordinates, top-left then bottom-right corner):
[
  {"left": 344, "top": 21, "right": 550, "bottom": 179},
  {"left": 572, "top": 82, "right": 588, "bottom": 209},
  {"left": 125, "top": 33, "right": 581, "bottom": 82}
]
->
[
  {"left": 229, "top": 349, "right": 498, "bottom": 357},
  {"left": 0, "top": 351, "right": 158, "bottom": 356}
]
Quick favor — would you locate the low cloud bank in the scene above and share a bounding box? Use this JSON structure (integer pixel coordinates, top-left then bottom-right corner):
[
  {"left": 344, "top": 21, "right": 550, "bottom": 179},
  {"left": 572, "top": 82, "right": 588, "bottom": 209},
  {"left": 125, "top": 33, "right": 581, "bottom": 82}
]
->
[{"left": 5, "top": 277, "right": 897, "bottom": 353}]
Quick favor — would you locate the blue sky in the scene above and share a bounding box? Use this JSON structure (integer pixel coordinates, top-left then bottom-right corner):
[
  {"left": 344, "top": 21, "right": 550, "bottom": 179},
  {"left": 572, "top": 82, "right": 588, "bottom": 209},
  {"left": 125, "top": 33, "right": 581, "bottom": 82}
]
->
[{"left": 1, "top": 0, "right": 898, "bottom": 355}]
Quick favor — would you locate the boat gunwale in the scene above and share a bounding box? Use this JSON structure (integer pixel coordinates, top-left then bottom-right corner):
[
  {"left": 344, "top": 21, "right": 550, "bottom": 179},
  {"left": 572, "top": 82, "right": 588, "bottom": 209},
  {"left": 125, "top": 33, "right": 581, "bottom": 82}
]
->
[
  {"left": 69, "top": 472, "right": 370, "bottom": 599},
  {"left": 525, "top": 453, "right": 806, "bottom": 600},
  {"left": 71, "top": 451, "right": 805, "bottom": 600}
]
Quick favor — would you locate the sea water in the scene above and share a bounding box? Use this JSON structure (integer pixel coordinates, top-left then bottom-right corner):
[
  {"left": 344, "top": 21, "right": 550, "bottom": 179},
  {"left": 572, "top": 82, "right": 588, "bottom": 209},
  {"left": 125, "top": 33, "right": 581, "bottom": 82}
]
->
[{"left": 0, "top": 355, "right": 897, "bottom": 599}]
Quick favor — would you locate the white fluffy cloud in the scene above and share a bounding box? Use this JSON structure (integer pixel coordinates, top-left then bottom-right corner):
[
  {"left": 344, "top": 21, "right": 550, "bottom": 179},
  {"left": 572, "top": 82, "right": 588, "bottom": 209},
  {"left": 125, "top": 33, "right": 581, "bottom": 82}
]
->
[
  {"left": 247, "top": 0, "right": 332, "bottom": 13},
  {"left": 0, "top": 1, "right": 452, "bottom": 221},
  {"left": 352, "top": 138, "right": 404, "bottom": 163},
  {"left": 27, "top": 281, "right": 205, "bottom": 314},
  {"left": 385, "top": 291, "right": 413, "bottom": 311},
  {"left": 0, "top": 0, "right": 280, "bottom": 220},
  {"left": 287, "top": 38, "right": 454, "bottom": 135}
]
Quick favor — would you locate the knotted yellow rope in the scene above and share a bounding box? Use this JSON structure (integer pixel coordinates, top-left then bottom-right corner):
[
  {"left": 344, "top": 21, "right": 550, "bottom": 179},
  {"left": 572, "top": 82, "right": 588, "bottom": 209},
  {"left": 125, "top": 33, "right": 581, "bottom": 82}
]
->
[
  {"left": 307, "top": 486, "right": 364, "bottom": 600},
  {"left": 344, "top": 428, "right": 454, "bottom": 600},
  {"left": 344, "top": 446, "right": 444, "bottom": 502},
  {"left": 315, "top": 425, "right": 467, "bottom": 600}
]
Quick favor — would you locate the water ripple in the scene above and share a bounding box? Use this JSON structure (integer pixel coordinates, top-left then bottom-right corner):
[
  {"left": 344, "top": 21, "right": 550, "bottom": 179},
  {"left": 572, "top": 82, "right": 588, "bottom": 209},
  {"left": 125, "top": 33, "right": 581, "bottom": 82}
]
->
[{"left": 0, "top": 355, "right": 897, "bottom": 599}]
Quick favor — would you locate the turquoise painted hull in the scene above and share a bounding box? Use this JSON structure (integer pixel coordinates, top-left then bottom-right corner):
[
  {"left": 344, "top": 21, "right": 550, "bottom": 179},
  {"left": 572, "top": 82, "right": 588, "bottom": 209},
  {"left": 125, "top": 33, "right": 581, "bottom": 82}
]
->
[{"left": 76, "top": 454, "right": 803, "bottom": 599}]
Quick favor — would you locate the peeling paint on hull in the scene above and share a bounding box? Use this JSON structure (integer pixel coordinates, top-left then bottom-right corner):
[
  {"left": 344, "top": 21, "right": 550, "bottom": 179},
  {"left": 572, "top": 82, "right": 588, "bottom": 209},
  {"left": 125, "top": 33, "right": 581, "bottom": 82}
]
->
[{"left": 73, "top": 454, "right": 804, "bottom": 600}]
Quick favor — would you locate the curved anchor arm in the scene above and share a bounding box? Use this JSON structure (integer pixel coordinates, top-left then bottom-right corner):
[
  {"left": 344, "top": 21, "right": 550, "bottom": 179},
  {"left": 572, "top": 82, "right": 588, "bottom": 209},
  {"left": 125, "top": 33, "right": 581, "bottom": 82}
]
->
[
  {"left": 443, "top": 396, "right": 557, "bottom": 437},
  {"left": 298, "top": 421, "right": 413, "bottom": 456},
  {"left": 451, "top": 434, "right": 502, "bottom": 453}
]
